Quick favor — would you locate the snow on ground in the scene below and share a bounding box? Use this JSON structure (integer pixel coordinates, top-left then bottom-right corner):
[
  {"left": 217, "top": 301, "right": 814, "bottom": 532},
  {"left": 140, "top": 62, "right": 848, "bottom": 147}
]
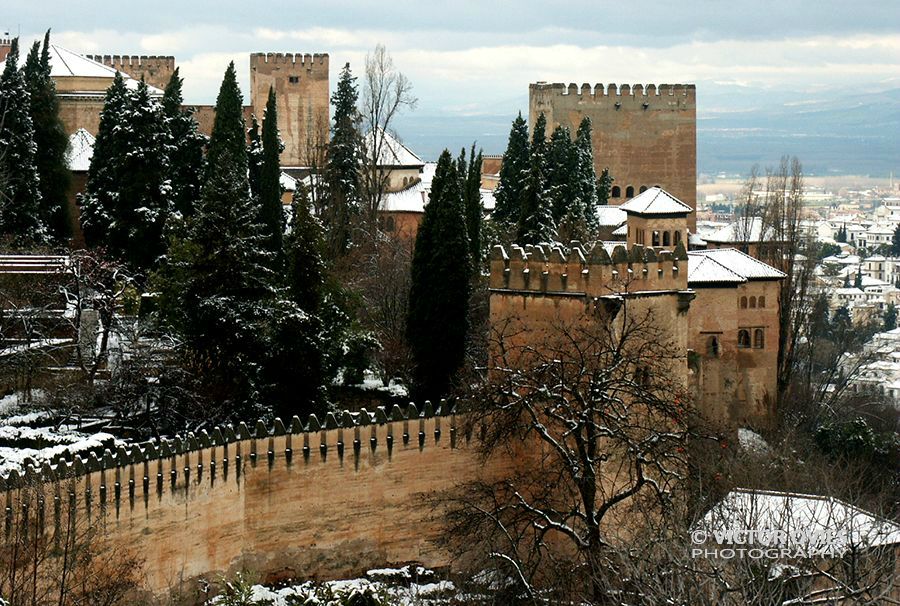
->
[
  {"left": 358, "top": 370, "right": 409, "bottom": 398},
  {"left": 737, "top": 427, "right": 772, "bottom": 455}
]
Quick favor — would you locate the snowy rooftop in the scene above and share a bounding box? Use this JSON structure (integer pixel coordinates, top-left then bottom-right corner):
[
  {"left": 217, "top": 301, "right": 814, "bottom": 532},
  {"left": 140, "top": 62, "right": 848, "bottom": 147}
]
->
[
  {"left": 618, "top": 186, "right": 693, "bottom": 215},
  {"left": 705, "top": 216, "right": 776, "bottom": 244},
  {"left": 688, "top": 248, "right": 786, "bottom": 284},
  {"left": 364, "top": 128, "right": 424, "bottom": 168},
  {"left": 380, "top": 162, "right": 493, "bottom": 213},
  {"left": 0, "top": 45, "right": 161, "bottom": 94},
  {"left": 66, "top": 128, "right": 95, "bottom": 172},
  {"left": 698, "top": 488, "right": 900, "bottom": 551},
  {"left": 595, "top": 206, "right": 627, "bottom": 227}
]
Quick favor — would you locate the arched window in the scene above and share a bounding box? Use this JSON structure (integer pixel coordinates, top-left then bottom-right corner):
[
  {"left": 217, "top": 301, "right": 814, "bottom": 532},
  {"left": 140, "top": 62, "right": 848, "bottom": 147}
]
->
[
  {"left": 754, "top": 329, "right": 765, "bottom": 349},
  {"left": 639, "top": 185, "right": 648, "bottom": 193},
  {"left": 663, "top": 231, "right": 671, "bottom": 247},
  {"left": 652, "top": 231, "right": 660, "bottom": 247},
  {"left": 758, "top": 296, "right": 765, "bottom": 308},
  {"left": 611, "top": 186, "right": 621, "bottom": 198},
  {"left": 740, "top": 296, "right": 748, "bottom": 309},
  {"left": 749, "top": 296, "right": 757, "bottom": 308},
  {"left": 706, "top": 336, "right": 719, "bottom": 357},
  {"left": 738, "top": 329, "right": 751, "bottom": 349},
  {"left": 385, "top": 215, "right": 395, "bottom": 231},
  {"left": 626, "top": 186, "right": 635, "bottom": 198},
  {"left": 674, "top": 231, "right": 682, "bottom": 245}
]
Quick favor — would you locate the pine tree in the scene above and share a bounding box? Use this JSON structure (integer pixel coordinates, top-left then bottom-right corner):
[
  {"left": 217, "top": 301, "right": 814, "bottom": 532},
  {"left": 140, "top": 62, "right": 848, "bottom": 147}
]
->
[
  {"left": 23, "top": 31, "right": 72, "bottom": 243},
  {"left": 80, "top": 72, "right": 130, "bottom": 250},
  {"left": 161, "top": 67, "right": 205, "bottom": 219},
  {"left": 883, "top": 303, "right": 897, "bottom": 331},
  {"left": 0, "top": 37, "right": 47, "bottom": 246},
  {"left": 322, "top": 62, "right": 361, "bottom": 259},
  {"left": 492, "top": 112, "right": 530, "bottom": 224},
  {"left": 259, "top": 87, "right": 285, "bottom": 255},
  {"left": 407, "top": 150, "right": 471, "bottom": 401},
  {"left": 81, "top": 77, "right": 170, "bottom": 272}
]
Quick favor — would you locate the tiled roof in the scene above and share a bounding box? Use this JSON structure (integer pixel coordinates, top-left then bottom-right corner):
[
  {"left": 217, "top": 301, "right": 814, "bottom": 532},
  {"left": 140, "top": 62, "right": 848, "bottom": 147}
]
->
[
  {"left": 688, "top": 248, "right": 786, "bottom": 284},
  {"left": 618, "top": 187, "right": 693, "bottom": 215}
]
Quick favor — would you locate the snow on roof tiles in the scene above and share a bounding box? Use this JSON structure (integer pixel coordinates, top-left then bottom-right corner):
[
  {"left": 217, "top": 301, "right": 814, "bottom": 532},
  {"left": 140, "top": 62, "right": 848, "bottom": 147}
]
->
[
  {"left": 688, "top": 248, "right": 786, "bottom": 284},
  {"left": 595, "top": 206, "right": 627, "bottom": 227},
  {"left": 66, "top": 128, "right": 95, "bottom": 172},
  {"left": 705, "top": 216, "right": 779, "bottom": 243},
  {"left": 364, "top": 128, "right": 424, "bottom": 167},
  {"left": 618, "top": 186, "right": 693, "bottom": 215}
]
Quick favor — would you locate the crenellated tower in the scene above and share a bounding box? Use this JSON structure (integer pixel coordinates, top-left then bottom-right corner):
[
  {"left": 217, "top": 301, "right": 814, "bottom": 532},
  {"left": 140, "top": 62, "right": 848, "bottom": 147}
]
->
[
  {"left": 249, "top": 52, "right": 330, "bottom": 167},
  {"left": 86, "top": 54, "right": 176, "bottom": 90},
  {"left": 529, "top": 82, "right": 697, "bottom": 229}
]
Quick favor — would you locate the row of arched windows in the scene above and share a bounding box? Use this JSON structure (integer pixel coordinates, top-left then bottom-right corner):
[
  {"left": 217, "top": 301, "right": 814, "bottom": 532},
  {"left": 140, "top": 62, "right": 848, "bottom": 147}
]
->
[
  {"left": 739, "top": 295, "right": 766, "bottom": 309},
  {"left": 705, "top": 328, "right": 765, "bottom": 356},
  {"left": 632, "top": 228, "right": 682, "bottom": 247},
  {"left": 611, "top": 184, "right": 659, "bottom": 199}
]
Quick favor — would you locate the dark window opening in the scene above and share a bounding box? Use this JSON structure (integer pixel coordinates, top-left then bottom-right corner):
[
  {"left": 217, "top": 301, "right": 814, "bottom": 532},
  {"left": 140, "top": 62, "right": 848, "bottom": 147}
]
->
[
  {"left": 611, "top": 186, "right": 621, "bottom": 198},
  {"left": 626, "top": 185, "right": 635, "bottom": 198},
  {"left": 738, "top": 329, "right": 751, "bottom": 349}
]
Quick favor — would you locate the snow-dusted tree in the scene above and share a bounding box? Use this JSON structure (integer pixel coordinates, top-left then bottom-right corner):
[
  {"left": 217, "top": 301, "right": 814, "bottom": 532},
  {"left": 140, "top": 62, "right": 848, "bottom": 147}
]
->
[
  {"left": 259, "top": 86, "right": 285, "bottom": 256},
  {"left": 492, "top": 112, "right": 530, "bottom": 226},
  {"left": 0, "top": 37, "right": 47, "bottom": 246},
  {"left": 516, "top": 152, "right": 555, "bottom": 245},
  {"left": 23, "top": 31, "right": 72, "bottom": 243},
  {"left": 407, "top": 150, "right": 471, "bottom": 401},
  {"left": 81, "top": 78, "right": 170, "bottom": 274},
  {"left": 461, "top": 144, "right": 484, "bottom": 270},
  {"left": 359, "top": 44, "right": 417, "bottom": 226},
  {"left": 322, "top": 62, "right": 361, "bottom": 259},
  {"left": 246, "top": 114, "right": 262, "bottom": 199},
  {"left": 574, "top": 117, "right": 601, "bottom": 228},
  {"left": 285, "top": 181, "right": 325, "bottom": 313},
  {"left": 161, "top": 67, "right": 205, "bottom": 219},
  {"left": 442, "top": 304, "right": 693, "bottom": 604}
]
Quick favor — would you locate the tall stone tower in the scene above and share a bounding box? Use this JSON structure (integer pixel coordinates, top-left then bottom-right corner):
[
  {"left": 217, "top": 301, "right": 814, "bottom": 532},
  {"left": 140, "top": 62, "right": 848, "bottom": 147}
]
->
[
  {"left": 250, "top": 53, "right": 330, "bottom": 167},
  {"left": 0, "top": 35, "right": 11, "bottom": 62},
  {"left": 87, "top": 55, "right": 176, "bottom": 90},
  {"left": 529, "top": 82, "right": 697, "bottom": 229}
]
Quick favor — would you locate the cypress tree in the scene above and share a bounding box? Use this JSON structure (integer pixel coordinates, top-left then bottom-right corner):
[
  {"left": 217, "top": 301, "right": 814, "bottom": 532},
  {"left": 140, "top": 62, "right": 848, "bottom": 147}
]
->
[
  {"left": 407, "top": 150, "right": 471, "bottom": 401},
  {"left": 516, "top": 113, "right": 554, "bottom": 244},
  {"left": 574, "top": 117, "right": 601, "bottom": 229},
  {"left": 597, "top": 167, "right": 613, "bottom": 207},
  {"left": 161, "top": 67, "right": 205, "bottom": 219},
  {"left": 247, "top": 115, "right": 262, "bottom": 199},
  {"left": 492, "top": 112, "right": 529, "bottom": 224},
  {"left": 0, "top": 38, "right": 47, "bottom": 246},
  {"left": 285, "top": 180, "right": 325, "bottom": 313},
  {"left": 259, "top": 87, "right": 285, "bottom": 255},
  {"left": 23, "top": 31, "right": 72, "bottom": 243},
  {"left": 545, "top": 125, "right": 576, "bottom": 225},
  {"left": 205, "top": 62, "right": 248, "bottom": 181},
  {"left": 322, "top": 62, "right": 361, "bottom": 259},
  {"left": 530, "top": 112, "right": 548, "bottom": 172},
  {"left": 463, "top": 144, "right": 483, "bottom": 270},
  {"left": 854, "top": 268, "right": 863, "bottom": 289}
]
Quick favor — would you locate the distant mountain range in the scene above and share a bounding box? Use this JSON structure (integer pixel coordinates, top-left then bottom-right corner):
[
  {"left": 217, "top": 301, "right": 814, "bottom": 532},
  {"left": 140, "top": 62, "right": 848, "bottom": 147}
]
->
[{"left": 393, "top": 85, "right": 900, "bottom": 177}]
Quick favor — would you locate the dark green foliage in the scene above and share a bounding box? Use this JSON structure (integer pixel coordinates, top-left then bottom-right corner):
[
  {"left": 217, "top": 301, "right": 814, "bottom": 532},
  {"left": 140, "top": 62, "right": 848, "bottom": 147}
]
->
[
  {"left": 545, "top": 125, "right": 577, "bottom": 225},
  {"left": 80, "top": 78, "right": 170, "bottom": 273},
  {"left": 516, "top": 116, "right": 554, "bottom": 244},
  {"left": 407, "top": 150, "right": 471, "bottom": 401},
  {"left": 597, "top": 167, "right": 613, "bottom": 206},
  {"left": 285, "top": 181, "right": 325, "bottom": 313},
  {"left": 205, "top": 62, "right": 248, "bottom": 181},
  {"left": 259, "top": 87, "right": 285, "bottom": 255},
  {"left": 853, "top": 268, "right": 863, "bottom": 289},
  {"left": 461, "top": 144, "right": 484, "bottom": 271},
  {"left": 23, "top": 31, "right": 72, "bottom": 243},
  {"left": 816, "top": 241, "right": 842, "bottom": 260},
  {"left": 809, "top": 293, "right": 831, "bottom": 340},
  {"left": 815, "top": 417, "right": 899, "bottom": 467},
  {"left": 322, "top": 62, "right": 361, "bottom": 259},
  {"left": 0, "top": 37, "right": 47, "bottom": 245},
  {"left": 843, "top": 273, "right": 850, "bottom": 288},
  {"left": 574, "top": 117, "right": 600, "bottom": 226},
  {"left": 832, "top": 305, "right": 852, "bottom": 331},
  {"left": 892, "top": 224, "right": 900, "bottom": 256},
  {"left": 247, "top": 115, "right": 262, "bottom": 199},
  {"left": 836, "top": 223, "right": 847, "bottom": 243},
  {"left": 161, "top": 67, "right": 205, "bottom": 218},
  {"left": 884, "top": 302, "right": 897, "bottom": 331},
  {"left": 492, "top": 112, "right": 529, "bottom": 224}
]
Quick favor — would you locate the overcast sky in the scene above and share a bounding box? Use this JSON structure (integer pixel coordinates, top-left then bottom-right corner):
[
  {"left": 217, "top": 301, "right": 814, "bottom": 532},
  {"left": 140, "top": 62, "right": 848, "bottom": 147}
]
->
[{"left": 6, "top": 1, "right": 900, "bottom": 115}]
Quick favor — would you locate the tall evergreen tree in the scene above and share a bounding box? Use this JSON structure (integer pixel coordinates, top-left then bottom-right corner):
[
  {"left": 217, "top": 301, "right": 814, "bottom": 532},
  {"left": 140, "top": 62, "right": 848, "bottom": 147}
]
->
[
  {"left": 883, "top": 303, "right": 897, "bottom": 331},
  {"left": 854, "top": 267, "right": 863, "bottom": 289},
  {"left": 516, "top": 113, "right": 554, "bottom": 244},
  {"left": 205, "top": 62, "right": 248, "bottom": 180},
  {"left": 545, "top": 125, "right": 577, "bottom": 225},
  {"left": 23, "top": 31, "right": 72, "bottom": 243},
  {"left": 492, "top": 112, "right": 529, "bottom": 225},
  {"left": 463, "top": 144, "right": 484, "bottom": 271},
  {"left": 81, "top": 78, "right": 170, "bottom": 272},
  {"left": 285, "top": 181, "right": 325, "bottom": 313},
  {"left": 247, "top": 115, "right": 262, "bottom": 199},
  {"left": 574, "top": 117, "right": 601, "bottom": 228},
  {"left": 161, "top": 67, "right": 205, "bottom": 219},
  {"left": 407, "top": 150, "right": 471, "bottom": 401},
  {"left": 597, "top": 167, "right": 613, "bottom": 207},
  {"left": 259, "top": 87, "right": 285, "bottom": 255},
  {"left": 0, "top": 37, "right": 47, "bottom": 245},
  {"left": 891, "top": 224, "right": 900, "bottom": 257},
  {"left": 322, "top": 62, "right": 361, "bottom": 259}
]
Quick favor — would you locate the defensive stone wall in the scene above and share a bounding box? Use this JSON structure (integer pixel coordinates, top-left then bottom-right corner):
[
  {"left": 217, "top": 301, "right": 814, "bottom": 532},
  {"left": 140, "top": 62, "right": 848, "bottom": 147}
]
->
[
  {"left": 87, "top": 54, "right": 176, "bottom": 90},
  {"left": 1, "top": 402, "right": 509, "bottom": 594}
]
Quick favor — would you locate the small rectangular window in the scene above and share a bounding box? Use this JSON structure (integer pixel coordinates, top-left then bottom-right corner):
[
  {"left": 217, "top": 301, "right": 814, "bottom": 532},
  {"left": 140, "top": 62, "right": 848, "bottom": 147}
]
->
[{"left": 289, "top": 76, "right": 300, "bottom": 84}]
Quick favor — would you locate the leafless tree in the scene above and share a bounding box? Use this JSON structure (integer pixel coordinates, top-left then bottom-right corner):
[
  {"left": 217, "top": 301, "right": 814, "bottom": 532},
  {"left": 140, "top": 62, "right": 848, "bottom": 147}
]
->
[
  {"left": 358, "top": 44, "right": 417, "bottom": 227},
  {"left": 440, "top": 299, "right": 695, "bottom": 604}
]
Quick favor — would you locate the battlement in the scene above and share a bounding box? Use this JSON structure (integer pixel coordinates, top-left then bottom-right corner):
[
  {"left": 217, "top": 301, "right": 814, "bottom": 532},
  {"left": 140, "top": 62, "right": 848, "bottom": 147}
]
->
[
  {"left": 531, "top": 82, "right": 696, "bottom": 100},
  {"left": 87, "top": 54, "right": 175, "bottom": 69},
  {"left": 489, "top": 242, "right": 689, "bottom": 296},
  {"left": 0, "top": 401, "right": 452, "bottom": 493},
  {"left": 250, "top": 52, "right": 329, "bottom": 70}
]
